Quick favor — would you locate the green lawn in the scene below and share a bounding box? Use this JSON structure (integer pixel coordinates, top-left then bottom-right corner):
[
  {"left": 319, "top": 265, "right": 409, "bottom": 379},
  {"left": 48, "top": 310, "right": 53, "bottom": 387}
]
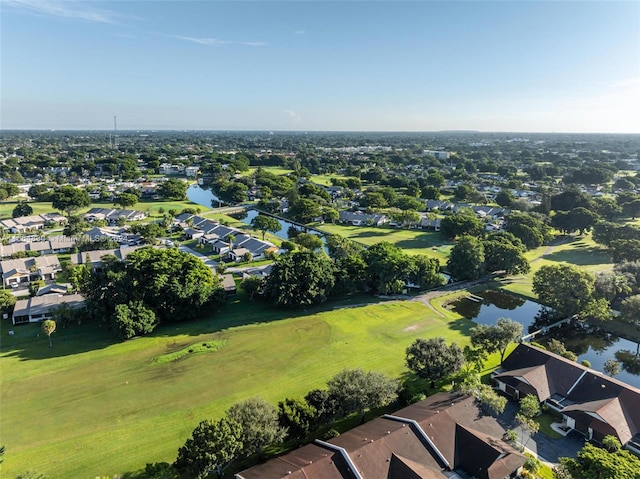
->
[
  {"left": 317, "top": 223, "right": 453, "bottom": 261},
  {"left": 0, "top": 199, "right": 207, "bottom": 221},
  {"left": 0, "top": 296, "right": 475, "bottom": 479}
]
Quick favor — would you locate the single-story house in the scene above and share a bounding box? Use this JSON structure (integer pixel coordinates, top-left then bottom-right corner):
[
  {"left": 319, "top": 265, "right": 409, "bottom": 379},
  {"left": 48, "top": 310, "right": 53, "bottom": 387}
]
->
[
  {"left": 85, "top": 208, "right": 147, "bottom": 225},
  {"left": 493, "top": 343, "right": 640, "bottom": 454},
  {"left": 236, "top": 392, "right": 525, "bottom": 479},
  {"left": 12, "top": 293, "right": 85, "bottom": 325},
  {"left": 70, "top": 245, "right": 147, "bottom": 270},
  {"left": 0, "top": 255, "right": 62, "bottom": 287},
  {"left": 35, "top": 283, "right": 70, "bottom": 296},
  {"left": 338, "top": 211, "right": 388, "bottom": 226},
  {"left": 0, "top": 213, "right": 66, "bottom": 234},
  {"left": 420, "top": 217, "right": 441, "bottom": 231}
]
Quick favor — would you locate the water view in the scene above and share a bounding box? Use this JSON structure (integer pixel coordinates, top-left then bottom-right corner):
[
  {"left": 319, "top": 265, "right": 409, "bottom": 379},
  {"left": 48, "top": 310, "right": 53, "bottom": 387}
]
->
[{"left": 451, "top": 290, "right": 640, "bottom": 389}]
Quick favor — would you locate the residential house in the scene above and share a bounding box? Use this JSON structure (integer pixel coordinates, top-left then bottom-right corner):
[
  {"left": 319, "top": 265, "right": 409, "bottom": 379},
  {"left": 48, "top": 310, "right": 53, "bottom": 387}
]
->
[
  {"left": 0, "top": 213, "right": 66, "bottom": 234},
  {"left": 236, "top": 392, "right": 525, "bottom": 479},
  {"left": 12, "top": 293, "right": 85, "bottom": 325},
  {"left": 0, "top": 255, "right": 62, "bottom": 287},
  {"left": 420, "top": 217, "right": 441, "bottom": 231},
  {"left": 85, "top": 208, "right": 147, "bottom": 225},
  {"left": 493, "top": 343, "right": 640, "bottom": 455},
  {"left": 70, "top": 245, "right": 147, "bottom": 271},
  {"left": 338, "top": 211, "right": 388, "bottom": 226}
]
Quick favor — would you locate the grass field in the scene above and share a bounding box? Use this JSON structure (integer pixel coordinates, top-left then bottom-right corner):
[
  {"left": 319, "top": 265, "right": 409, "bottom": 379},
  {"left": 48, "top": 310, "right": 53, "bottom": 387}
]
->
[
  {"left": 500, "top": 234, "right": 614, "bottom": 299},
  {"left": 317, "top": 223, "right": 454, "bottom": 261},
  {"left": 0, "top": 199, "right": 206, "bottom": 221},
  {"left": 0, "top": 294, "right": 476, "bottom": 478}
]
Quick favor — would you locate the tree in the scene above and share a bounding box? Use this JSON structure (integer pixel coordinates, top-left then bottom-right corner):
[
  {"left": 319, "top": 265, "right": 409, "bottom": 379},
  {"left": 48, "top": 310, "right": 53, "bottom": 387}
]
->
[
  {"left": 482, "top": 239, "right": 530, "bottom": 275},
  {"left": 362, "top": 241, "right": 413, "bottom": 294},
  {"left": 533, "top": 264, "right": 595, "bottom": 316},
  {"left": 546, "top": 339, "right": 577, "bottom": 361},
  {"left": 250, "top": 214, "right": 281, "bottom": 240},
  {"left": 158, "top": 178, "right": 188, "bottom": 200},
  {"left": 519, "top": 394, "right": 541, "bottom": 418},
  {"left": 41, "top": 319, "right": 56, "bottom": 348},
  {"left": 470, "top": 318, "right": 523, "bottom": 365},
  {"left": 458, "top": 373, "right": 506, "bottom": 415},
  {"left": 277, "top": 398, "right": 317, "bottom": 440},
  {"left": 406, "top": 337, "right": 464, "bottom": 388},
  {"left": 226, "top": 397, "right": 286, "bottom": 458},
  {"left": 0, "top": 289, "right": 16, "bottom": 314},
  {"left": 495, "top": 190, "right": 515, "bottom": 208},
  {"left": 407, "top": 255, "right": 445, "bottom": 290},
  {"left": 12, "top": 200, "right": 33, "bottom": 218},
  {"left": 263, "top": 250, "right": 335, "bottom": 307},
  {"left": 515, "top": 413, "right": 539, "bottom": 449},
  {"left": 174, "top": 418, "right": 243, "bottom": 479},
  {"left": 241, "top": 275, "right": 263, "bottom": 300},
  {"left": 504, "top": 212, "right": 552, "bottom": 249},
  {"left": 604, "top": 358, "right": 621, "bottom": 377},
  {"left": 113, "top": 301, "right": 158, "bottom": 339},
  {"left": 288, "top": 198, "right": 321, "bottom": 223},
  {"left": 114, "top": 192, "right": 138, "bottom": 209},
  {"left": 440, "top": 211, "right": 485, "bottom": 240},
  {"left": 447, "top": 236, "right": 485, "bottom": 280},
  {"left": 556, "top": 442, "right": 640, "bottom": 479},
  {"left": 390, "top": 209, "right": 421, "bottom": 228},
  {"left": 293, "top": 232, "right": 324, "bottom": 251},
  {"left": 326, "top": 369, "right": 398, "bottom": 421},
  {"left": 52, "top": 185, "right": 91, "bottom": 216}
]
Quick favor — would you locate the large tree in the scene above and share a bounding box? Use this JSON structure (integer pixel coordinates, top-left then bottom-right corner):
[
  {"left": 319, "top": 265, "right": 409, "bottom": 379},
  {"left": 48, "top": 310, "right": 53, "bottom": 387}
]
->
[
  {"left": 482, "top": 239, "right": 530, "bottom": 275},
  {"left": 250, "top": 214, "right": 281, "bottom": 240},
  {"left": 114, "top": 192, "right": 138, "bottom": 209},
  {"left": 52, "top": 185, "right": 91, "bottom": 216},
  {"left": 556, "top": 441, "right": 640, "bottom": 479},
  {"left": 406, "top": 337, "right": 464, "bottom": 388},
  {"left": 226, "top": 397, "right": 286, "bottom": 458},
  {"left": 440, "top": 211, "right": 485, "bottom": 240},
  {"left": 447, "top": 236, "right": 485, "bottom": 280},
  {"left": 326, "top": 369, "right": 398, "bottom": 420},
  {"left": 533, "top": 264, "right": 595, "bottom": 317},
  {"left": 263, "top": 250, "right": 335, "bottom": 307},
  {"left": 174, "top": 418, "right": 243, "bottom": 479},
  {"left": 12, "top": 201, "right": 33, "bottom": 218},
  {"left": 158, "top": 178, "right": 188, "bottom": 200},
  {"left": 470, "top": 318, "right": 523, "bottom": 365},
  {"left": 113, "top": 301, "right": 158, "bottom": 339},
  {"left": 362, "top": 241, "right": 413, "bottom": 294}
]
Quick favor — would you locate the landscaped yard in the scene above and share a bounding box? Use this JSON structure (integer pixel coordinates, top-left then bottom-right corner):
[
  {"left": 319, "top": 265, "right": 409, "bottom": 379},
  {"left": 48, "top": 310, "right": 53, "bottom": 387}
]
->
[{"left": 0, "top": 295, "right": 478, "bottom": 478}]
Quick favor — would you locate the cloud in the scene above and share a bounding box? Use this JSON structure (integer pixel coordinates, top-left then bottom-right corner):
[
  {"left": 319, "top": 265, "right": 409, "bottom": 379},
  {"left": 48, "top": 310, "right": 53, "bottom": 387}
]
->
[
  {"left": 285, "top": 109, "right": 302, "bottom": 123},
  {"left": 293, "top": 30, "right": 306, "bottom": 35},
  {"left": 3, "top": 0, "right": 126, "bottom": 24},
  {"left": 172, "top": 35, "right": 267, "bottom": 47}
]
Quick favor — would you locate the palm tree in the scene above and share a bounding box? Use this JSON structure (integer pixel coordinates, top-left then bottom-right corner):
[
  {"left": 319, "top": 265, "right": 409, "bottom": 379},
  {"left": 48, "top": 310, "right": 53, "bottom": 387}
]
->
[{"left": 42, "top": 319, "right": 56, "bottom": 348}]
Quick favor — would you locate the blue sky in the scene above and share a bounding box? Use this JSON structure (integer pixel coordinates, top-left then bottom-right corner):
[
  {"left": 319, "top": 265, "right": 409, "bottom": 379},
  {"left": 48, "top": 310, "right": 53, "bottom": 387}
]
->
[{"left": 1, "top": 1, "right": 639, "bottom": 132}]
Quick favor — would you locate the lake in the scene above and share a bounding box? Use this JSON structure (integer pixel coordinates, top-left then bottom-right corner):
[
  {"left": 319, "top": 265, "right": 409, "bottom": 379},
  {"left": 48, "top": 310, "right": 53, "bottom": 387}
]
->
[{"left": 451, "top": 290, "right": 640, "bottom": 388}]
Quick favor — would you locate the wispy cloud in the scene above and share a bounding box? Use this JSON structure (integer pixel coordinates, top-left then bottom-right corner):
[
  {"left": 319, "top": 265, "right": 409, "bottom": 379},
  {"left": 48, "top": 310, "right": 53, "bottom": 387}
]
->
[
  {"left": 285, "top": 110, "right": 302, "bottom": 123},
  {"left": 172, "top": 35, "right": 267, "bottom": 47},
  {"left": 3, "top": 0, "right": 126, "bottom": 24},
  {"left": 293, "top": 30, "right": 306, "bottom": 35}
]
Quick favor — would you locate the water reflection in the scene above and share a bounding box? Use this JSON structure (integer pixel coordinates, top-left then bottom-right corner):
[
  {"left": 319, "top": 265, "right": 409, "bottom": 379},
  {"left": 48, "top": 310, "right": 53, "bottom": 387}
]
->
[{"left": 451, "top": 290, "right": 542, "bottom": 331}]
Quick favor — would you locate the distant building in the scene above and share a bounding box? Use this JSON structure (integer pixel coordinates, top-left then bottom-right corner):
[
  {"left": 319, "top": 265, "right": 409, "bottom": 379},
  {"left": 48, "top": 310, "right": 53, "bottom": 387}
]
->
[{"left": 423, "top": 150, "right": 451, "bottom": 160}]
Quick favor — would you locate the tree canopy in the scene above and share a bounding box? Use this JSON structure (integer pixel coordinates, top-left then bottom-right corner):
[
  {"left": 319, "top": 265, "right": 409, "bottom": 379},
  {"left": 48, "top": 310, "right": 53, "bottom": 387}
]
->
[
  {"left": 250, "top": 214, "right": 281, "bottom": 240},
  {"left": 226, "top": 397, "right": 286, "bottom": 457},
  {"left": 52, "top": 185, "right": 91, "bottom": 215},
  {"left": 326, "top": 369, "right": 398, "bottom": 419},
  {"left": 533, "top": 264, "right": 595, "bottom": 317},
  {"left": 447, "top": 236, "right": 485, "bottom": 280},
  {"left": 406, "top": 337, "right": 464, "bottom": 387},
  {"left": 263, "top": 250, "right": 335, "bottom": 307},
  {"left": 470, "top": 318, "right": 523, "bottom": 364}
]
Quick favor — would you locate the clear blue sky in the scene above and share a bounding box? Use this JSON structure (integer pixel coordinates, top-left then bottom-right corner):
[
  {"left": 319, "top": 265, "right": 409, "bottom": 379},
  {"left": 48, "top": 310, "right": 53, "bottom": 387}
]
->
[{"left": 2, "top": 1, "right": 639, "bottom": 132}]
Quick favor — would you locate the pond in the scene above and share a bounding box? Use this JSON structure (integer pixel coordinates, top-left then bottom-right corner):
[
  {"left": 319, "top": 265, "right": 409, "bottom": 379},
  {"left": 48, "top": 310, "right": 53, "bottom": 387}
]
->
[
  {"left": 186, "top": 184, "right": 221, "bottom": 208},
  {"left": 451, "top": 290, "right": 640, "bottom": 388},
  {"left": 450, "top": 290, "right": 544, "bottom": 331}
]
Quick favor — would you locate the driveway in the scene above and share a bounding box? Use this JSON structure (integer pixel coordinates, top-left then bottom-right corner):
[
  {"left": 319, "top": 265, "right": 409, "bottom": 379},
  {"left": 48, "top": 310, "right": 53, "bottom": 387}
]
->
[
  {"left": 178, "top": 245, "right": 218, "bottom": 270},
  {"left": 495, "top": 401, "right": 585, "bottom": 464}
]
